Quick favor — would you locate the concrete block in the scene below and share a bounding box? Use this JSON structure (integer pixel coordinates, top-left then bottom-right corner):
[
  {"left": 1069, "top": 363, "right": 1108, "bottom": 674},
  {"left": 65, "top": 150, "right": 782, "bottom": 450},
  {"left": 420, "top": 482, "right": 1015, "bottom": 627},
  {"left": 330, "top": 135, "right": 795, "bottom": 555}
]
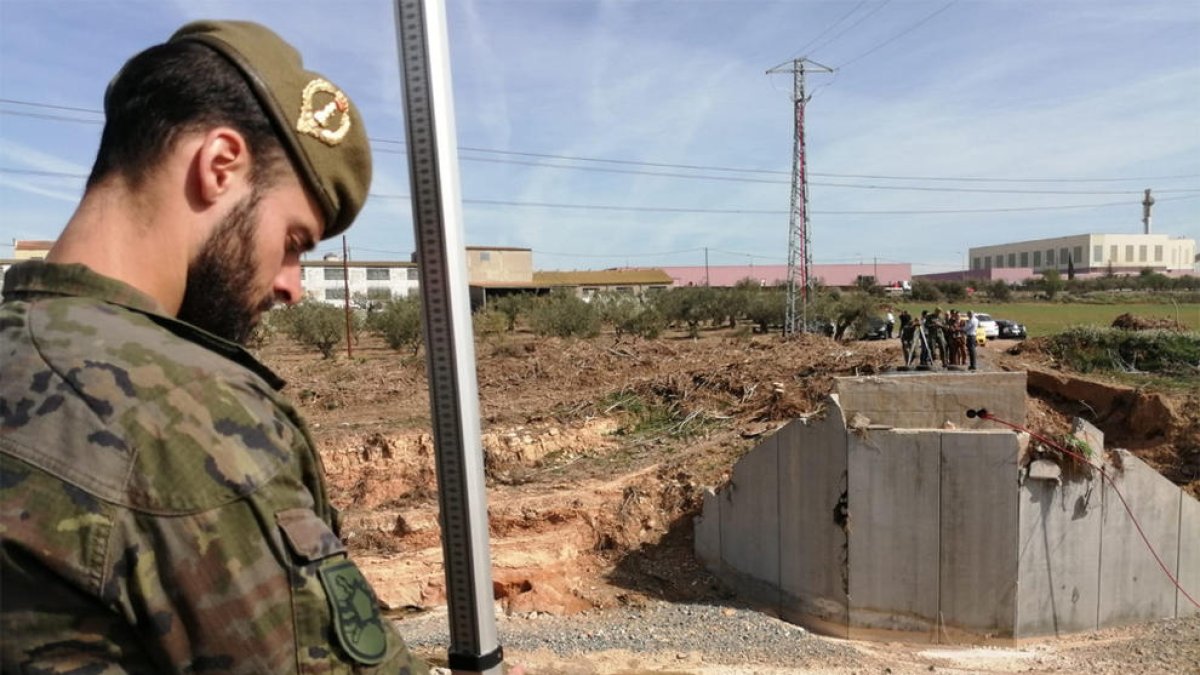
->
[
  {"left": 719, "top": 430, "right": 780, "bottom": 594},
  {"left": 778, "top": 408, "right": 850, "bottom": 632},
  {"left": 939, "top": 431, "right": 1020, "bottom": 638},
  {"left": 1015, "top": 471, "right": 1102, "bottom": 637},
  {"left": 1027, "top": 459, "right": 1063, "bottom": 483},
  {"left": 848, "top": 430, "right": 941, "bottom": 639},
  {"left": 1179, "top": 491, "right": 1200, "bottom": 618},
  {"left": 835, "top": 372, "right": 1026, "bottom": 431},
  {"left": 1098, "top": 450, "right": 1181, "bottom": 627},
  {"left": 693, "top": 487, "right": 721, "bottom": 571}
]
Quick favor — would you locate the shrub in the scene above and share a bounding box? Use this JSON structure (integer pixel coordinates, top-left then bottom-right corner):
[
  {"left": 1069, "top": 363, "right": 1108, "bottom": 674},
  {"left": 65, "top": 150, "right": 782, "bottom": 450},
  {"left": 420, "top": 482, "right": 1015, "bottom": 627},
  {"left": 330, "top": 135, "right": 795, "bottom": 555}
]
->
[
  {"left": 282, "top": 300, "right": 346, "bottom": 358},
  {"left": 910, "top": 279, "right": 941, "bottom": 302},
  {"left": 491, "top": 294, "right": 530, "bottom": 332},
  {"left": 652, "top": 286, "right": 718, "bottom": 337},
  {"left": 473, "top": 308, "right": 508, "bottom": 338},
  {"left": 832, "top": 293, "right": 881, "bottom": 341},
  {"left": 744, "top": 288, "right": 786, "bottom": 334},
  {"left": 624, "top": 306, "right": 666, "bottom": 339},
  {"left": 935, "top": 281, "right": 968, "bottom": 302},
  {"left": 987, "top": 280, "right": 1013, "bottom": 301},
  {"left": 592, "top": 291, "right": 640, "bottom": 336},
  {"left": 1045, "top": 327, "right": 1200, "bottom": 376},
  {"left": 528, "top": 290, "right": 600, "bottom": 338},
  {"left": 369, "top": 295, "right": 424, "bottom": 353},
  {"left": 1038, "top": 268, "right": 1065, "bottom": 300}
]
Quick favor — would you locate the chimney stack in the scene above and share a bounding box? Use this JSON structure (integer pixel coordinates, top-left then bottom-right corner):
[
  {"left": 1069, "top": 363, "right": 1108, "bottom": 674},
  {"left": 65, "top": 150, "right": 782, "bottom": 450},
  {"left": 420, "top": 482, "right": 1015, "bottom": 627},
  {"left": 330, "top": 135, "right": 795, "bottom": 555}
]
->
[{"left": 1142, "top": 188, "right": 1154, "bottom": 235}]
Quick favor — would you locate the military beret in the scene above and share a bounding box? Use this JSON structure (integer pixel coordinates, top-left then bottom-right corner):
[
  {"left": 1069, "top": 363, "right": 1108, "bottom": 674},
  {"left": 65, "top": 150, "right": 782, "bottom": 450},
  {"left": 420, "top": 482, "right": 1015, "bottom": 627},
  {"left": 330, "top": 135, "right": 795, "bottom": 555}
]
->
[{"left": 170, "top": 20, "right": 371, "bottom": 239}]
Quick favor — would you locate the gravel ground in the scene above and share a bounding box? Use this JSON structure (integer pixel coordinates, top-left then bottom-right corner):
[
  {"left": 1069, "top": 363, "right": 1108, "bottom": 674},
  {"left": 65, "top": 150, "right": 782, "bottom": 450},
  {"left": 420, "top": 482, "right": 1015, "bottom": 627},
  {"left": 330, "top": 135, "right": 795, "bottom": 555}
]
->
[
  {"left": 396, "top": 600, "right": 860, "bottom": 669},
  {"left": 395, "top": 603, "right": 1200, "bottom": 674}
]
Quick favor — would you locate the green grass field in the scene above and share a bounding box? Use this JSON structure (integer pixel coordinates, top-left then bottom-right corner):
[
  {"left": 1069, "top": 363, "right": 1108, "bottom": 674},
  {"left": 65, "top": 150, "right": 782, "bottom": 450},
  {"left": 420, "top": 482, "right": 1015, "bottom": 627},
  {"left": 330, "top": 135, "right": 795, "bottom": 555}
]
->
[{"left": 895, "top": 302, "right": 1200, "bottom": 338}]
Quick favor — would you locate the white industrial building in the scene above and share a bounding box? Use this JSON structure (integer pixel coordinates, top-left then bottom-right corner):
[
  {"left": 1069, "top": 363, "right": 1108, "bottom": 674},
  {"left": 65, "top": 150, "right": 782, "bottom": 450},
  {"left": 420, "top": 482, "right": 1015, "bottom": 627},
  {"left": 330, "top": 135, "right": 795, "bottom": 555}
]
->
[
  {"left": 300, "top": 257, "right": 419, "bottom": 305},
  {"left": 969, "top": 233, "right": 1196, "bottom": 275}
]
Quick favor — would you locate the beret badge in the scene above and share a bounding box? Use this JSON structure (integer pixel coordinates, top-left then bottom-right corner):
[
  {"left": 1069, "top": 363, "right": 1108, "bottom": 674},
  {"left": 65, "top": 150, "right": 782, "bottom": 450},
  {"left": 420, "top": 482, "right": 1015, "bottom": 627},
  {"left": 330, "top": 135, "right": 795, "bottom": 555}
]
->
[{"left": 297, "top": 78, "right": 352, "bottom": 146}]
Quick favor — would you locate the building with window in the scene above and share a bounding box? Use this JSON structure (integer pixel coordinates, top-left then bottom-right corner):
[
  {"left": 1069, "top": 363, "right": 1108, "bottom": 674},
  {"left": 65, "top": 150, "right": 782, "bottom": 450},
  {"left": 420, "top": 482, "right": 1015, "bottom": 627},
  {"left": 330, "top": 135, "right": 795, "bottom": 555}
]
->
[
  {"left": 463, "top": 246, "right": 674, "bottom": 306},
  {"left": 969, "top": 233, "right": 1196, "bottom": 276},
  {"left": 300, "top": 257, "right": 420, "bottom": 305},
  {"left": 534, "top": 269, "right": 674, "bottom": 300},
  {"left": 465, "top": 246, "right": 533, "bottom": 285}
]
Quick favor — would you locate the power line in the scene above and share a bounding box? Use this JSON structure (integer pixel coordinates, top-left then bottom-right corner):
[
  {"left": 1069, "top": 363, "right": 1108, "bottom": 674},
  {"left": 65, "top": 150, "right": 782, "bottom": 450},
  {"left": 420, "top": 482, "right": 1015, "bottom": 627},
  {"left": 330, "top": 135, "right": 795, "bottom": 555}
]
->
[
  {"left": 6, "top": 167, "right": 1197, "bottom": 215},
  {"left": 0, "top": 110, "right": 103, "bottom": 125},
  {"left": 805, "top": 0, "right": 893, "bottom": 59},
  {"left": 449, "top": 158, "right": 1200, "bottom": 195},
  {"left": 791, "top": 0, "right": 871, "bottom": 59},
  {"left": 0, "top": 98, "right": 102, "bottom": 114},
  {"left": 3, "top": 98, "right": 1198, "bottom": 185},
  {"left": 0, "top": 168, "right": 87, "bottom": 179},
  {"left": 836, "top": 0, "right": 961, "bottom": 69},
  {"left": 6, "top": 163, "right": 1194, "bottom": 197}
]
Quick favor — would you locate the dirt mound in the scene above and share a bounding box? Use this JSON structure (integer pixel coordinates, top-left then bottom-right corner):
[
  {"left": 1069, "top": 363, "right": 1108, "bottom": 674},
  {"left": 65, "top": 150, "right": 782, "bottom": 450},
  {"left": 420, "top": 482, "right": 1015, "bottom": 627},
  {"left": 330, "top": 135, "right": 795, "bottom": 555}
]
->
[
  {"left": 1022, "top": 367, "right": 1199, "bottom": 497},
  {"left": 1111, "top": 312, "right": 1188, "bottom": 331}
]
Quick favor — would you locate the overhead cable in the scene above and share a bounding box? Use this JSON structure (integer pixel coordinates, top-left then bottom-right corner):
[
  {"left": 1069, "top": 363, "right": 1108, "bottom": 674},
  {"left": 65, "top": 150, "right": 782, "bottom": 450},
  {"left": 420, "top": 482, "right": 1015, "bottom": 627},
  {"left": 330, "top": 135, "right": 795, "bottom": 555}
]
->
[
  {"left": 836, "top": 0, "right": 960, "bottom": 69},
  {"left": 2, "top": 99, "right": 1197, "bottom": 185}
]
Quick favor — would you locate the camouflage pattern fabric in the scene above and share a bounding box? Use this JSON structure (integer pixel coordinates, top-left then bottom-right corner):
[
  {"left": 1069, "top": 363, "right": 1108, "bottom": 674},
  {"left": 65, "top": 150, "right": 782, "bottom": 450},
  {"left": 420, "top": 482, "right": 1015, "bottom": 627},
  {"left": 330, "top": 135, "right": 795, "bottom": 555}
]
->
[{"left": 0, "top": 261, "right": 428, "bottom": 674}]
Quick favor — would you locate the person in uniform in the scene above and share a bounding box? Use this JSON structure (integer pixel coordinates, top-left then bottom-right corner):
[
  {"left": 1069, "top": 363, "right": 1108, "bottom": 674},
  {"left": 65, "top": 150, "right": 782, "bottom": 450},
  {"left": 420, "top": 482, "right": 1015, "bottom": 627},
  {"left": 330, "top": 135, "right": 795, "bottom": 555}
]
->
[
  {"left": 925, "top": 308, "right": 948, "bottom": 368},
  {"left": 0, "top": 21, "right": 428, "bottom": 673},
  {"left": 898, "top": 309, "right": 915, "bottom": 365}
]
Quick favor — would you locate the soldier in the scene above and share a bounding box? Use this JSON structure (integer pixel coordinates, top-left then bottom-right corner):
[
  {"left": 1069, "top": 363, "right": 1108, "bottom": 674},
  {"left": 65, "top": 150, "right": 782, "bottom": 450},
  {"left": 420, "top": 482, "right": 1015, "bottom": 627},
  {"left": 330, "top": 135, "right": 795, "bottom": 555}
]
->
[
  {"left": 925, "top": 308, "right": 948, "bottom": 368},
  {"left": 0, "top": 21, "right": 428, "bottom": 673},
  {"left": 899, "top": 309, "right": 915, "bottom": 365}
]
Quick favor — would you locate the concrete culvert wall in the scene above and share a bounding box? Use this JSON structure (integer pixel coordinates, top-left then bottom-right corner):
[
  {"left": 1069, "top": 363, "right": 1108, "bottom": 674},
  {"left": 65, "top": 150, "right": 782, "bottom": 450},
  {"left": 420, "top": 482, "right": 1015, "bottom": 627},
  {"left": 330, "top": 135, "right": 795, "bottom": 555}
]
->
[{"left": 694, "top": 373, "right": 1200, "bottom": 643}]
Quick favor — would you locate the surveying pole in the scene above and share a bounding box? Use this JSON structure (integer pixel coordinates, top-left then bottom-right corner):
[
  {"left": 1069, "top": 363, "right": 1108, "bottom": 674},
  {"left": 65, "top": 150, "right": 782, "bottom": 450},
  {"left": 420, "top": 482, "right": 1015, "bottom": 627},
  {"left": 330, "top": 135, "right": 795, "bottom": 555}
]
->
[
  {"left": 767, "top": 58, "right": 833, "bottom": 336},
  {"left": 393, "top": 1, "right": 503, "bottom": 673}
]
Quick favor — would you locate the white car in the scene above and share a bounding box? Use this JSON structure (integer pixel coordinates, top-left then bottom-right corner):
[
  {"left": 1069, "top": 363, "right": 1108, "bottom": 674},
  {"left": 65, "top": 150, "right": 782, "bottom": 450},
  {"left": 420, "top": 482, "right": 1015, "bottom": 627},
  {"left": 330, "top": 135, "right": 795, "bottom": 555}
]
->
[{"left": 974, "top": 313, "right": 999, "bottom": 340}]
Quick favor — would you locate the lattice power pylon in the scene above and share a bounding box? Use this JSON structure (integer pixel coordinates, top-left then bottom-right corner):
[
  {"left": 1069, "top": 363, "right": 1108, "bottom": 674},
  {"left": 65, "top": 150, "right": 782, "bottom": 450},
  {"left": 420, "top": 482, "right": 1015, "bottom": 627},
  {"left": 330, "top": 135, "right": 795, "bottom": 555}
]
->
[{"left": 767, "top": 58, "right": 833, "bottom": 336}]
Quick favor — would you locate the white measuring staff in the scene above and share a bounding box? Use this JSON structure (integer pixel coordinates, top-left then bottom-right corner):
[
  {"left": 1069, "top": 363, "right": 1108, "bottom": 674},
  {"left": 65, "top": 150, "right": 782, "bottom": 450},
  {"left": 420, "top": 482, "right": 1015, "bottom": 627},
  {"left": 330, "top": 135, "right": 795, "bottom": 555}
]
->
[{"left": 393, "top": 1, "right": 504, "bottom": 673}]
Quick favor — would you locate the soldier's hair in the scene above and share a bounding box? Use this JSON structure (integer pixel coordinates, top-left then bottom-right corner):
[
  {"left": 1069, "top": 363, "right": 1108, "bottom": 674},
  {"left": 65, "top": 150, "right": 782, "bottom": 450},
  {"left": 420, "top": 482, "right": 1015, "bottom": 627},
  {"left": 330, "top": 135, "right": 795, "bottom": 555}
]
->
[{"left": 88, "top": 40, "right": 286, "bottom": 191}]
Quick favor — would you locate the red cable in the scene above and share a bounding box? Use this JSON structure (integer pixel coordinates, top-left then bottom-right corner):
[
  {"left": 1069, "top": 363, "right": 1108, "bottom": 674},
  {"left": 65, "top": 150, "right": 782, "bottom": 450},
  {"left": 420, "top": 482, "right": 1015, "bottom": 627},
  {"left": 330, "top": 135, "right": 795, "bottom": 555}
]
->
[{"left": 968, "top": 409, "right": 1199, "bottom": 610}]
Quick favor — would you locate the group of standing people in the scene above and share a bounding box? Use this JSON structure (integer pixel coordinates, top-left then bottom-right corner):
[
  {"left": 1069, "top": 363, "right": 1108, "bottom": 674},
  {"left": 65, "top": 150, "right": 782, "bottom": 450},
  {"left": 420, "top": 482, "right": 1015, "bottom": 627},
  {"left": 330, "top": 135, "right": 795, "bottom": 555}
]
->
[{"left": 896, "top": 307, "right": 979, "bottom": 371}]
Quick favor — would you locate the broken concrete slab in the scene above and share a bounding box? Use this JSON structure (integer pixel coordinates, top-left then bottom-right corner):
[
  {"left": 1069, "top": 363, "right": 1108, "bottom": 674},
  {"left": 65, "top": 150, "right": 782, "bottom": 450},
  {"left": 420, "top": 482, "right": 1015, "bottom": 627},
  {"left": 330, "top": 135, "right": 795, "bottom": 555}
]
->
[
  {"left": 835, "top": 372, "right": 1026, "bottom": 430},
  {"left": 1027, "top": 459, "right": 1063, "bottom": 483},
  {"left": 779, "top": 407, "right": 850, "bottom": 632}
]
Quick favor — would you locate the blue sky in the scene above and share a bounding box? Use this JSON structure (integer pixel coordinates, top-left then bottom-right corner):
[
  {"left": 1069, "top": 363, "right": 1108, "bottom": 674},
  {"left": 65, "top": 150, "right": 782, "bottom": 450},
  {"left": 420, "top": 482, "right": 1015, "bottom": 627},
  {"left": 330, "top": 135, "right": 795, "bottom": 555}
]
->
[{"left": 2, "top": 0, "right": 1198, "bottom": 273}]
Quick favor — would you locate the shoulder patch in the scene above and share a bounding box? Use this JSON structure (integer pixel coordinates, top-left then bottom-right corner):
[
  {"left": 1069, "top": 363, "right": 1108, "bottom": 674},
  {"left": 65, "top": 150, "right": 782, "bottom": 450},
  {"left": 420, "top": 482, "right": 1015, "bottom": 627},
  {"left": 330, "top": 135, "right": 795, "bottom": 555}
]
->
[{"left": 318, "top": 559, "right": 388, "bottom": 665}]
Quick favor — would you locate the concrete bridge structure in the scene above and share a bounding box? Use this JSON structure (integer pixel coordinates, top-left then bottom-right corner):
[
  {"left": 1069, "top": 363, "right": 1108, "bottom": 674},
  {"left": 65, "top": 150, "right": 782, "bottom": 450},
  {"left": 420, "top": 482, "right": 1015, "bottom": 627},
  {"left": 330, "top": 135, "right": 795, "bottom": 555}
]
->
[{"left": 694, "top": 372, "right": 1199, "bottom": 642}]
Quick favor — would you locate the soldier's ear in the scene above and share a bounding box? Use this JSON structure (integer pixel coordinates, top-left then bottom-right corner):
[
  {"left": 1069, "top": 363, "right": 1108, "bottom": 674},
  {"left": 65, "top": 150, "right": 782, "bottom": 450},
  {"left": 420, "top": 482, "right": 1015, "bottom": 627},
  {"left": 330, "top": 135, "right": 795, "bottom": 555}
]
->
[{"left": 194, "top": 127, "right": 252, "bottom": 206}]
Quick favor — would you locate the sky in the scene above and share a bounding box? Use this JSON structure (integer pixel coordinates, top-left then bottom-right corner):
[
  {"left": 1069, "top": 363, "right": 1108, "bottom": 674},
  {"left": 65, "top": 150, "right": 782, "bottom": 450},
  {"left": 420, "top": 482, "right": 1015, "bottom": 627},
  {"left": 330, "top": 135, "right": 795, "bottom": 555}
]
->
[{"left": 1, "top": 0, "right": 1198, "bottom": 274}]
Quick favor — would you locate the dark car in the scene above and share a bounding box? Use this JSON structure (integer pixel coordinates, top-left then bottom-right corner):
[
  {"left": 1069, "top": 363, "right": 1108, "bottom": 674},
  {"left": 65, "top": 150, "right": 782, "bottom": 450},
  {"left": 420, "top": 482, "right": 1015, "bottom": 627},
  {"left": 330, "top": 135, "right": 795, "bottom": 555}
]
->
[
  {"left": 996, "top": 319, "right": 1027, "bottom": 339},
  {"left": 858, "top": 317, "right": 889, "bottom": 341}
]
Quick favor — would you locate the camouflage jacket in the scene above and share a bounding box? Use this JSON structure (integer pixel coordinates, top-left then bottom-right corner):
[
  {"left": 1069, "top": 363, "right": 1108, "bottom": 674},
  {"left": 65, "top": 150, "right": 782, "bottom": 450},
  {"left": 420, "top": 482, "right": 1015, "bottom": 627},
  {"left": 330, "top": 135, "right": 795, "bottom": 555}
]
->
[{"left": 0, "top": 262, "right": 427, "bottom": 675}]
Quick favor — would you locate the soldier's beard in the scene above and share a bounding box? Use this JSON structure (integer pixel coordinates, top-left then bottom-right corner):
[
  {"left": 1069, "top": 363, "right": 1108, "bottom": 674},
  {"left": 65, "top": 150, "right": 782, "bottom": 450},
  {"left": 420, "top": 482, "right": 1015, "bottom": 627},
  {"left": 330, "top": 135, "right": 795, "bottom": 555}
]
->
[{"left": 178, "top": 193, "right": 275, "bottom": 345}]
